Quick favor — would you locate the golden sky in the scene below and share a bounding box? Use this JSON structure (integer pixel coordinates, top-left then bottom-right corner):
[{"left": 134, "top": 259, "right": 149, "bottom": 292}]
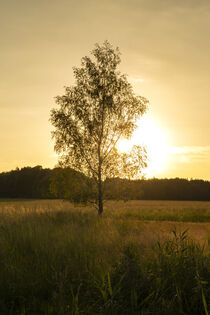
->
[{"left": 1, "top": 0, "right": 210, "bottom": 179}]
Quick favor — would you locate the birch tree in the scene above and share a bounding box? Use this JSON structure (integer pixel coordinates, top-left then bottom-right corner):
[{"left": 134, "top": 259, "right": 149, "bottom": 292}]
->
[{"left": 50, "top": 41, "right": 148, "bottom": 215}]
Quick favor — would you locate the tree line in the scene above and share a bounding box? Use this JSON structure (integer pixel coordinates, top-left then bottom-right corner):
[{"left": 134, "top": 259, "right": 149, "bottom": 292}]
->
[{"left": 0, "top": 166, "right": 210, "bottom": 201}]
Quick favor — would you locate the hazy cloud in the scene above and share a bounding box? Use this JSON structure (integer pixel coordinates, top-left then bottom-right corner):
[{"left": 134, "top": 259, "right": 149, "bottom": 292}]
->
[
  {"left": 128, "top": 76, "right": 146, "bottom": 84},
  {"left": 169, "top": 146, "right": 210, "bottom": 163}
]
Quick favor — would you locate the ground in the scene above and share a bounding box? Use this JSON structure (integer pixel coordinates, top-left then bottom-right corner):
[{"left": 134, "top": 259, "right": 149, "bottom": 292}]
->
[{"left": 0, "top": 199, "right": 210, "bottom": 314}]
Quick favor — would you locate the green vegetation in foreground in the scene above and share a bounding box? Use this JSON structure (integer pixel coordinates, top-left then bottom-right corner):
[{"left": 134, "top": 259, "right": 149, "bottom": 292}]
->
[
  {"left": 0, "top": 202, "right": 210, "bottom": 314},
  {"left": 105, "top": 200, "right": 210, "bottom": 223},
  {"left": 117, "top": 208, "right": 210, "bottom": 222}
]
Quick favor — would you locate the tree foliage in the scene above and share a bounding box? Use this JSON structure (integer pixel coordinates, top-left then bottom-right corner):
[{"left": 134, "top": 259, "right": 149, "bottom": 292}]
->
[
  {"left": 50, "top": 41, "right": 148, "bottom": 214},
  {"left": 50, "top": 167, "right": 95, "bottom": 204}
]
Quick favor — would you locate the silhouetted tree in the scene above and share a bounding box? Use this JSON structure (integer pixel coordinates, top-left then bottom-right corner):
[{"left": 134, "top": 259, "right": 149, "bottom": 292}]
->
[
  {"left": 49, "top": 167, "right": 95, "bottom": 203},
  {"left": 50, "top": 41, "right": 148, "bottom": 215}
]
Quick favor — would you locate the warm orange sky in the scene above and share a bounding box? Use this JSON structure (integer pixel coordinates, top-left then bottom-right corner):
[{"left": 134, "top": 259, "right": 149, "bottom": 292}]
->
[{"left": 1, "top": 0, "right": 210, "bottom": 179}]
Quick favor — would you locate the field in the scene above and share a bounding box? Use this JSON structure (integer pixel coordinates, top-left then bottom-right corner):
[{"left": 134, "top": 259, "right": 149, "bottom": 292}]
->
[{"left": 1, "top": 199, "right": 210, "bottom": 314}]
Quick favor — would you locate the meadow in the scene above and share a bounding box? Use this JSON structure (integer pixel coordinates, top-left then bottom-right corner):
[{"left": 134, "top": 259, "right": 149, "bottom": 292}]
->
[{"left": 1, "top": 199, "right": 210, "bottom": 314}]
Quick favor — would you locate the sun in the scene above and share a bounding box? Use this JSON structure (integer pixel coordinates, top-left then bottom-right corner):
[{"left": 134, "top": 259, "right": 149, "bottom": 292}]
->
[{"left": 117, "top": 116, "right": 169, "bottom": 178}]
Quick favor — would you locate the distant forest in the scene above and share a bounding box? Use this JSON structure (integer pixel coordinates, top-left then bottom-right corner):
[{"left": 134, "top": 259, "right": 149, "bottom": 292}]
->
[{"left": 0, "top": 166, "right": 210, "bottom": 201}]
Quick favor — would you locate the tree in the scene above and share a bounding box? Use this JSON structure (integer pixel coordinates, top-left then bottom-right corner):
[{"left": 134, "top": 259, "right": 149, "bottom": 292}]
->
[
  {"left": 49, "top": 167, "right": 95, "bottom": 203},
  {"left": 50, "top": 41, "right": 148, "bottom": 215}
]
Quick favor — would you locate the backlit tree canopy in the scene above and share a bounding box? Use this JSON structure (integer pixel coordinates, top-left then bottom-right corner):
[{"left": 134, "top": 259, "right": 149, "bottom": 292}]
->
[{"left": 50, "top": 41, "right": 148, "bottom": 214}]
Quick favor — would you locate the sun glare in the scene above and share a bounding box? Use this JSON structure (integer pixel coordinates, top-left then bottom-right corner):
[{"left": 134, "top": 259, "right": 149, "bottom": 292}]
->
[{"left": 117, "top": 116, "right": 169, "bottom": 178}]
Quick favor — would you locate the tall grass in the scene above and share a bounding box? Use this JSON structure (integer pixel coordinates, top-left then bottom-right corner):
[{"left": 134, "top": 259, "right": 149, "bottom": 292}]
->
[{"left": 0, "top": 200, "right": 210, "bottom": 314}]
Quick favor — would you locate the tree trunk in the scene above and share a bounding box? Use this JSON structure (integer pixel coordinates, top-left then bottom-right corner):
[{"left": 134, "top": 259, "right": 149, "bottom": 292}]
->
[{"left": 98, "top": 179, "right": 103, "bottom": 215}]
